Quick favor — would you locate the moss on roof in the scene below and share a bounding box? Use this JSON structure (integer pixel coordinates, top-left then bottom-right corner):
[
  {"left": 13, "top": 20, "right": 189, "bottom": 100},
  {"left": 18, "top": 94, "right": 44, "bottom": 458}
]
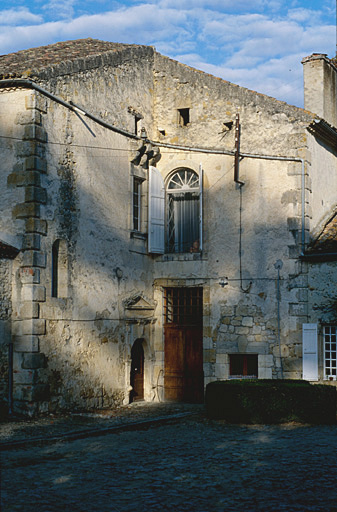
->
[{"left": 0, "top": 38, "right": 141, "bottom": 79}]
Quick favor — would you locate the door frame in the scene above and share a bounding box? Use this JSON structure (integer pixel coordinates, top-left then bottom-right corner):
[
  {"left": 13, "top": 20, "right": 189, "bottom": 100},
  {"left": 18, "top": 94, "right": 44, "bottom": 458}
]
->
[{"left": 163, "top": 287, "right": 204, "bottom": 403}]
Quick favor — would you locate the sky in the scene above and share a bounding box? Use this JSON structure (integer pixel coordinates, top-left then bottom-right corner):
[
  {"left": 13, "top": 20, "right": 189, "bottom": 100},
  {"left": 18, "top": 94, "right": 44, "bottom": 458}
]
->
[{"left": 0, "top": 0, "right": 336, "bottom": 107}]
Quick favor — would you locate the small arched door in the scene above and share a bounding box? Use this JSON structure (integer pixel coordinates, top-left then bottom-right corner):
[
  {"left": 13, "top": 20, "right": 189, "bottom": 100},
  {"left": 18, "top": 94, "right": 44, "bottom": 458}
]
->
[{"left": 130, "top": 339, "right": 144, "bottom": 402}]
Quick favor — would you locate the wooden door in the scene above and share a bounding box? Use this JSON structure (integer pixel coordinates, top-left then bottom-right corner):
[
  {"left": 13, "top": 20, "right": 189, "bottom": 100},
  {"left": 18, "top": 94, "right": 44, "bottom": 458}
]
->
[
  {"left": 164, "top": 288, "right": 203, "bottom": 403},
  {"left": 130, "top": 339, "right": 144, "bottom": 402}
]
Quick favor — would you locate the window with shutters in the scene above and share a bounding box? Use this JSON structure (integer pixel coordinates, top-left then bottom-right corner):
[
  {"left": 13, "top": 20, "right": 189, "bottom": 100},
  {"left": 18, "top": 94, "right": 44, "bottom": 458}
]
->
[
  {"left": 323, "top": 326, "right": 337, "bottom": 380},
  {"left": 148, "top": 166, "right": 203, "bottom": 255},
  {"left": 166, "top": 169, "right": 201, "bottom": 254}
]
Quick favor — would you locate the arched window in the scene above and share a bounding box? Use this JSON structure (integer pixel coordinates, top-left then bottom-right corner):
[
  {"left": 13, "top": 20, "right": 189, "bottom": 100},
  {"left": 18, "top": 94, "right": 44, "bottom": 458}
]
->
[
  {"left": 51, "top": 239, "right": 68, "bottom": 298},
  {"left": 148, "top": 165, "right": 203, "bottom": 255},
  {"left": 167, "top": 169, "right": 200, "bottom": 253}
]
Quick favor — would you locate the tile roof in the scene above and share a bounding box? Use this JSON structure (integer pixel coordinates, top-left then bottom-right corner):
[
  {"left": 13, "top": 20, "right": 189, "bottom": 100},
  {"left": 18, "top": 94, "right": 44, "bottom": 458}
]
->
[
  {"left": 0, "top": 39, "right": 139, "bottom": 79},
  {"left": 307, "top": 211, "right": 337, "bottom": 255}
]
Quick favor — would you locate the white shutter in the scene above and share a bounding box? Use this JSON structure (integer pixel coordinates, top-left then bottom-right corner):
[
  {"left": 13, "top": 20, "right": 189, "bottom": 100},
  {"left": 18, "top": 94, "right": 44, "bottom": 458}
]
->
[
  {"left": 199, "top": 163, "right": 203, "bottom": 252},
  {"left": 302, "top": 323, "right": 318, "bottom": 381},
  {"left": 148, "top": 166, "right": 165, "bottom": 254}
]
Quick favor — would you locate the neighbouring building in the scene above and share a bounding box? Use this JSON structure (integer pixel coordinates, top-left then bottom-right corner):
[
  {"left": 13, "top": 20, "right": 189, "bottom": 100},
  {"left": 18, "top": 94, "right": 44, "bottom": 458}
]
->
[{"left": 0, "top": 40, "right": 336, "bottom": 416}]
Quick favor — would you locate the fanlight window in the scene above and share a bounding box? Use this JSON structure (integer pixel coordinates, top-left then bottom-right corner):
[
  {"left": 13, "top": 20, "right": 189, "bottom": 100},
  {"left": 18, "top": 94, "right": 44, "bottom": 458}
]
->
[
  {"left": 147, "top": 166, "right": 203, "bottom": 255},
  {"left": 167, "top": 169, "right": 200, "bottom": 253}
]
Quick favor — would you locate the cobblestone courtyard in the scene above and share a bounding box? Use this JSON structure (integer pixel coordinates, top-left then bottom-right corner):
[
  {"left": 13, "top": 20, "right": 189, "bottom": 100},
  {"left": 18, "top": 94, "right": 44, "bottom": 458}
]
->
[{"left": 1, "top": 405, "right": 337, "bottom": 512}]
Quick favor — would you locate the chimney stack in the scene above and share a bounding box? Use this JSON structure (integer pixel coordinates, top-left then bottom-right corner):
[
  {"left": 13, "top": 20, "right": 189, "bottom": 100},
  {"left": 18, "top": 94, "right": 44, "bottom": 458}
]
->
[{"left": 302, "top": 54, "right": 337, "bottom": 128}]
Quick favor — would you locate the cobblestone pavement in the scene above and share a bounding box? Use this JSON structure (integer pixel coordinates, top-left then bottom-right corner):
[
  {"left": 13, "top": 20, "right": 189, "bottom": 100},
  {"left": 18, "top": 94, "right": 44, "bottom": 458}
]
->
[{"left": 1, "top": 403, "right": 337, "bottom": 512}]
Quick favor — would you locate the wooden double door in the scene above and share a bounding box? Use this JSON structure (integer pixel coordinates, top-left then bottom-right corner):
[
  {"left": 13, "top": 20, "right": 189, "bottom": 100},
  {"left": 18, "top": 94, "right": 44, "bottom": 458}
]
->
[{"left": 164, "top": 287, "right": 204, "bottom": 403}]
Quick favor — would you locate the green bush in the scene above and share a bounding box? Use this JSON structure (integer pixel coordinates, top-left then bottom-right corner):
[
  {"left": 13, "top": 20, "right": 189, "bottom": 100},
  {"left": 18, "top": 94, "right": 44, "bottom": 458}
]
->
[{"left": 205, "top": 380, "right": 337, "bottom": 424}]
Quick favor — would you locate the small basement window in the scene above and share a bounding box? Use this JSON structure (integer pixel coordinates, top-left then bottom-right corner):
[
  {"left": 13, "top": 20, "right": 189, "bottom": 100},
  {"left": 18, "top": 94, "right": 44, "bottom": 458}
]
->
[
  {"left": 229, "top": 354, "right": 258, "bottom": 379},
  {"left": 178, "top": 108, "right": 190, "bottom": 126}
]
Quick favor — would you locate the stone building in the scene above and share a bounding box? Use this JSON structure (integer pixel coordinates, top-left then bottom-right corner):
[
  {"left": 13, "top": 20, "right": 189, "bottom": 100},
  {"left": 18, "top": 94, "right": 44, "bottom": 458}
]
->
[{"left": 0, "top": 40, "right": 336, "bottom": 415}]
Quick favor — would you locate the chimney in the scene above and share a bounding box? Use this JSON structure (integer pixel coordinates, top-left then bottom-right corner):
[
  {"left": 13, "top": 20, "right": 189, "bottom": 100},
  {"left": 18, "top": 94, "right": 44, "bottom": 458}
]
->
[{"left": 302, "top": 54, "right": 337, "bottom": 128}]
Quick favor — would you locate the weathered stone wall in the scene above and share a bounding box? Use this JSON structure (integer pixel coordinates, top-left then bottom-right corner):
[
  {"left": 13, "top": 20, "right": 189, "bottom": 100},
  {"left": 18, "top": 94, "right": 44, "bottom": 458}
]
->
[
  {"left": 38, "top": 45, "right": 155, "bottom": 138},
  {"left": 23, "top": 49, "right": 158, "bottom": 412},
  {"left": 307, "top": 132, "right": 337, "bottom": 235},
  {"left": 153, "top": 52, "right": 315, "bottom": 154},
  {"left": 1, "top": 44, "right": 336, "bottom": 413},
  {"left": 0, "top": 259, "right": 13, "bottom": 407},
  {"left": 153, "top": 152, "right": 305, "bottom": 381}
]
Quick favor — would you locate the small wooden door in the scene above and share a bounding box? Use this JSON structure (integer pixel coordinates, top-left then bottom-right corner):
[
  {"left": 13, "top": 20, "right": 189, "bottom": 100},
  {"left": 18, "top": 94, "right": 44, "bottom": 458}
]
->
[
  {"left": 130, "top": 339, "right": 144, "bottom": 402},
  {"left": 164, "top": 288, "right": 203, "bottom": 403}
]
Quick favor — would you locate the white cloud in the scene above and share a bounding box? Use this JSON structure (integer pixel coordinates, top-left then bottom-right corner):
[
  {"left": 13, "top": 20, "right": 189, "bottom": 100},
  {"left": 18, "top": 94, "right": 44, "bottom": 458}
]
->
[
  {"left": 0, "top": 1, "right": 334, "bottom": 107},
  {"left": 287, "top": 8, "right": 321, "bottom": 23},
  {"left": 157, "top": 0, "right": 266, "bottom": 10},
  {"left": 42, "top": 0, "right": 77, "bottom": 20},
  {"left": 0, "top": 8, "right": 43, "bottom": 25}
]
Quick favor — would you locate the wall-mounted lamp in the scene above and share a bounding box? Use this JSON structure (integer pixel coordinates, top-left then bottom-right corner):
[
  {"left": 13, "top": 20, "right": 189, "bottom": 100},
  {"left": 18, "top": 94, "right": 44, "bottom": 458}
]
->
[{"left": 219, "top": 277, "right": 228, "bottom": 288}]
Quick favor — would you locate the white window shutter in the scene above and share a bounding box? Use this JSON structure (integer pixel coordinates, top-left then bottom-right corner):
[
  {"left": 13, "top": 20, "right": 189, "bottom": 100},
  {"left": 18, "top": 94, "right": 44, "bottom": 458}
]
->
[
  {"left": 199, "top": 163, "right": 203, "bottom": 252},
  {"left": 148, "top": 166, "right": 165, "bottom": 254},
  {"left": 302, "top": 323, "right": 318, "bottom": 381}
]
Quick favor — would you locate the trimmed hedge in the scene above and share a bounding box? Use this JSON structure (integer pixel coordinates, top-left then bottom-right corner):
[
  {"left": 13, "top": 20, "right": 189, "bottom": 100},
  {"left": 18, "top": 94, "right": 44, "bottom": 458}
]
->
[{"left": 205, "top": 380, "right": 337, "bottom": 424}]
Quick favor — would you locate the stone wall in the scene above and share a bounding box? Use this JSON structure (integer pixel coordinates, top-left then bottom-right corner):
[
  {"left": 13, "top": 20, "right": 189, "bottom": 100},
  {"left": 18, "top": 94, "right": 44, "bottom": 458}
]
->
[
  {"left": 22, "top": 49, "right": 158, "bottom": 412},
  {"left": 1, "top": 44, "right": 336, "bottom": 414},
  {"left": 0, "top": 259, "right": 13, "bottom": 408}
]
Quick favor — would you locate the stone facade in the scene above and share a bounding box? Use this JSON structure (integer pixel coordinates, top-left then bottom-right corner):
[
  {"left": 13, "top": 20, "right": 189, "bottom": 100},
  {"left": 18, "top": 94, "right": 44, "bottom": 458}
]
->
[{"left": 0, "top": 40, "right": 336, "bottom": 415}]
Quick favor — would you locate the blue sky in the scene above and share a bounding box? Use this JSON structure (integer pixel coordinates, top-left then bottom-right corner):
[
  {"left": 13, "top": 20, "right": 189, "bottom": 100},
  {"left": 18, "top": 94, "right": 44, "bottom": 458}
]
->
[{"left": 0, "top": 0, "right": 335, "bottom": 107}]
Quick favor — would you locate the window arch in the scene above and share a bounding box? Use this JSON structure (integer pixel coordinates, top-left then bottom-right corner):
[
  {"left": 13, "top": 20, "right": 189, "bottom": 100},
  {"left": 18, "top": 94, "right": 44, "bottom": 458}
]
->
[
  {"left": 166, "top": 169, "right": 201, "bottom": 253},
  {"left": 51, "top": 239, "right": 68, "bottom": 298}
]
